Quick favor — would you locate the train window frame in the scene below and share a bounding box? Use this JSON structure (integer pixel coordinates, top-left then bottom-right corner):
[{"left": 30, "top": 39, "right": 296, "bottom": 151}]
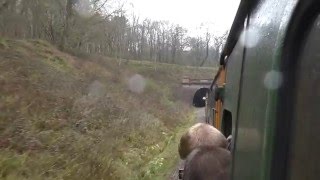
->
[
  {"left": 222, "top": 110, "right": 232, "bottom": 138},
  {"left": 272, "top": 0, "right": 320, "bottom": 179}
]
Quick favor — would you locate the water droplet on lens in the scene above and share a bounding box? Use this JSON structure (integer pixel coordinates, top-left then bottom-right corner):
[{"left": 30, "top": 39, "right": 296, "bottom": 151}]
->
[
  {"left": 239, "top": 27, "right": 260, "bottom": 48},
  {"left": 264, "top": 71, "right": 283, "bottom": 90},
  {"left": 127, "top": 74, "right": 146, "bottom": 94}
]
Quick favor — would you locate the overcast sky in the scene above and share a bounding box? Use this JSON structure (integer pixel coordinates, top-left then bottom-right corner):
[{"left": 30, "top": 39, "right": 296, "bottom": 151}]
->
[{"left": 126, "top": 0, "right": 241, "bottom": 36}]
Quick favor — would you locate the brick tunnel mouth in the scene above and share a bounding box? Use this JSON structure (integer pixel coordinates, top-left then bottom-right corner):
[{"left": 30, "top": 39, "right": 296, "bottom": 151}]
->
[{"left": 192, "top": 88, "right": 209, "bottom": 107}]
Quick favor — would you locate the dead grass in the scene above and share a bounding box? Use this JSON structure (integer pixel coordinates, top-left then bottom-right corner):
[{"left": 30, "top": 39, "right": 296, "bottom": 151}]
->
[{"left": 0, "top": 39, "right": 214, "bottom": 179}]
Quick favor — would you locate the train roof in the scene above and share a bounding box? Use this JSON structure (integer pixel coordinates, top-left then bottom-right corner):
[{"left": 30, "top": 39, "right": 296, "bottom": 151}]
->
[{"left": 220, "top": 0, "right": 260, "bottom": 65}]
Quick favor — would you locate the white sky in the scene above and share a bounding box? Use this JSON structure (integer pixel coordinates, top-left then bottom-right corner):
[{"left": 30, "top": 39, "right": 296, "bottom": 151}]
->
[{"left": 126, "top": 0, "right": 241, "bottom": 36}]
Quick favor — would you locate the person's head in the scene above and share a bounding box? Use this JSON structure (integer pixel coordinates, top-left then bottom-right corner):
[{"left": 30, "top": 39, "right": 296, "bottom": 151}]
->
[
  {"left": 183, "top": 146, "right": 231, "bottom": 180},
  {"left": 179, "top": 123, "right": 227, "bottom": 159}
]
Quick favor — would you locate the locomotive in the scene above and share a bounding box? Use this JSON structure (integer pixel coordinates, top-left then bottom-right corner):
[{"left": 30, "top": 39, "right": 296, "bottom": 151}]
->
[{"left": 192, "top": 0, "right": 320, "bottom": 179}]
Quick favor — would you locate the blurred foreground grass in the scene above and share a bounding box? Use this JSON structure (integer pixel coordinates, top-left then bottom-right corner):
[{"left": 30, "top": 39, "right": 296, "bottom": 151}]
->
[{"left": 0, "top": 38, "right": 214, "bottom": 179}]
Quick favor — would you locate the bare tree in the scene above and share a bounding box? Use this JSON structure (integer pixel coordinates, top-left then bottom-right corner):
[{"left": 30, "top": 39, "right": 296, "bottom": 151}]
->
[
  {"left": 59, "top": 0, "right": 75, "bottom": 50},
  {"left": 0, "top": 0, "right": 225, "bottom": 67},
  {"left": 212, "top": 31, "right": 228, "bottom": 64},
  {"left": 199, "top": 31, "right": 211, "bottom": 66}
]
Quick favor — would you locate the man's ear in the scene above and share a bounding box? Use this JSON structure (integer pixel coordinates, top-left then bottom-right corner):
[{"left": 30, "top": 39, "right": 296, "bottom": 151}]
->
[{"left": 178, "top": 133, "right": 191, "bottom": 159}]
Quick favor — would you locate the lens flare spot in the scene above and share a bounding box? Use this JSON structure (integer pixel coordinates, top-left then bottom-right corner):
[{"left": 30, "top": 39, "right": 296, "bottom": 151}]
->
[
  {"left": 127, "top": 74, "right": 146, "bottom": 94},
  {"left": 264, "top": 70, "right": 283, "bottom": 90},
  {"left": 239, "top": 27, "right": 260, "bottom": 48},
  {"left": 75, "top": 0, "right": 94, "bottom": 17}
]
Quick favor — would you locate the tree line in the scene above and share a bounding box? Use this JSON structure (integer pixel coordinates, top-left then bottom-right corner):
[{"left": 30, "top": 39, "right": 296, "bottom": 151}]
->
[{"left": 0, "top": 0, "right": 227, "bottom": 66}]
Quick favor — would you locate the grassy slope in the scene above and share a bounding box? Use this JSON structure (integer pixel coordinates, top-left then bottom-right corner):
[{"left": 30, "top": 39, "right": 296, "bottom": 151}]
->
[
  {"left": 0, "top": 38, "right": 214, "bottom": 180},
  {"left": 140, "top": 113, "right": 196, "bottom": 180}
]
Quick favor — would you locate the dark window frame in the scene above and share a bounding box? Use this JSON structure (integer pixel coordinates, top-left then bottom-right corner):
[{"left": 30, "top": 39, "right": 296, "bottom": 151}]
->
[{"left": 272, "top": 0, "right": 320, "bottom": 179}]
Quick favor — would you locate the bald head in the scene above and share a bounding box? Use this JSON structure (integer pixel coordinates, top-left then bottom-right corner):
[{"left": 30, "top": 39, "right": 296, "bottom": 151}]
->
[{"left": 179, "top": 123, "right": 228, "bottom": 159}]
